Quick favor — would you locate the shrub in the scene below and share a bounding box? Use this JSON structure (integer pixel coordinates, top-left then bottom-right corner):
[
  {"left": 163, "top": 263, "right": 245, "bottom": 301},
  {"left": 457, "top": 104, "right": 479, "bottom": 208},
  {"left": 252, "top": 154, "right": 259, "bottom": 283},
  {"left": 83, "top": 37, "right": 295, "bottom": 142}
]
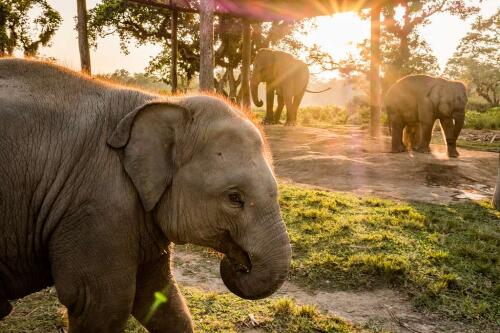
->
[{"left": 465, "top": 107, "right": 500, "bottom": 130}]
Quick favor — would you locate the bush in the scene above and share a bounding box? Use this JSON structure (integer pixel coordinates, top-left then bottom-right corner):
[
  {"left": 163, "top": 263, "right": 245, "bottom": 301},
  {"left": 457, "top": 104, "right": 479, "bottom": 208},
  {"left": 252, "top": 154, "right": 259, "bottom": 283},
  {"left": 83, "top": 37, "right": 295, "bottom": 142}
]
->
[
  {"left": 466, "top": 96, "right": 491, "bottom": 113},
  {"left": 293, "top": 105, "right": 374, "bottom": 127},
  {"left": 465, "top": 107, "right": 500, "bottom": 130}
]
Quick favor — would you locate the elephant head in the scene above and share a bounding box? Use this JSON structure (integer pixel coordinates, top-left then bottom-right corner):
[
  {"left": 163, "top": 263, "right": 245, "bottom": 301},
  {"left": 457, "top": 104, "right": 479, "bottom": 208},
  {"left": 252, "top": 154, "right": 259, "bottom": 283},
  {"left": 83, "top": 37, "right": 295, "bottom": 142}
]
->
[
  {"left": 251, "top": 49, "right": 275, "bottom": 107},
  {"left": 429, "top": 79, "right": 467, "bottom": 141},
  {"left": 108, "top": 96, "right": 291, "bottom": 300}
]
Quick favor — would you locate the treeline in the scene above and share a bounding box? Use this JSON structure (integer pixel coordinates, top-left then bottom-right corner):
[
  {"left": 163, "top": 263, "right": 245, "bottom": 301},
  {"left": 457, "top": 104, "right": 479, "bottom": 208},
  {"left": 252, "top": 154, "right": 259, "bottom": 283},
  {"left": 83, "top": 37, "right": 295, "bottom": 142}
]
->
[{"left": 0, "top": 1, "right": 498, "bottom": 109}]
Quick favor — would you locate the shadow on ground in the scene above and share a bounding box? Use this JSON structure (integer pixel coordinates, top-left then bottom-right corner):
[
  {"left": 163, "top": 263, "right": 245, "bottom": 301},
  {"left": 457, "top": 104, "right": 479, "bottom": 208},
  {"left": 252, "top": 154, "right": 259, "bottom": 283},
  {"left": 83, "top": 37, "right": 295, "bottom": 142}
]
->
[{"left": 265, "top": 125, "right": 498, "bottom": 203}]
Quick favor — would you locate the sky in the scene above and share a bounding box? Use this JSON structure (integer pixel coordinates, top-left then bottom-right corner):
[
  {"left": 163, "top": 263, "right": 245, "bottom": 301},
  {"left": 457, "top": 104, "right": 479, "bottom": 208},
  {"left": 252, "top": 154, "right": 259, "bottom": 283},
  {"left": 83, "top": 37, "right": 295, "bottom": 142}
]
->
[{"left": 35, "top": 0, "right": 499, "bottom": 75}]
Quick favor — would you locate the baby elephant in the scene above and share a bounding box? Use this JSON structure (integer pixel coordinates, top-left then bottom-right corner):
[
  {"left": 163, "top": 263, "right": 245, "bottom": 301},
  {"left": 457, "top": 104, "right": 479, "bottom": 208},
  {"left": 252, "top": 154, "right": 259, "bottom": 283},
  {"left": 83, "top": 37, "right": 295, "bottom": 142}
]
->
[
  {"left": 385, "top": 75, "right": 467, "bottom": 157},
  {"left": 0, "top": 59, "right": 291, "bottom": 332}
]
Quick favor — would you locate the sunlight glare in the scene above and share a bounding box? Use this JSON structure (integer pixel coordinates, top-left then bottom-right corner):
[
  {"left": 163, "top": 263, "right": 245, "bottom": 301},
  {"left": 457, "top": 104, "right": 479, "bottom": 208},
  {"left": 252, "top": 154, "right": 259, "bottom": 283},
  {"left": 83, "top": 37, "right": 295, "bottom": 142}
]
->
[
  {"left": 393, "top": 4, "right": 406, "bottom": 26},
  {"left": 302, "top": 13, "right": 369, "bottom": 62}
]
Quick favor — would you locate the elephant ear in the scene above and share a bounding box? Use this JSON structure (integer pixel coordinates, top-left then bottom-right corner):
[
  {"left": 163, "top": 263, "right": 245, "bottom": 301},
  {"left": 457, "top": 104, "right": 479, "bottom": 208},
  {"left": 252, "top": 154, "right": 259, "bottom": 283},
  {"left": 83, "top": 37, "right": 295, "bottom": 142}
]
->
[
  {"left": 428, "top": 80, "right": 451, "bottom": 116},
  {"left": 108, "top": 102, "right": 189, "bottom": 212}
]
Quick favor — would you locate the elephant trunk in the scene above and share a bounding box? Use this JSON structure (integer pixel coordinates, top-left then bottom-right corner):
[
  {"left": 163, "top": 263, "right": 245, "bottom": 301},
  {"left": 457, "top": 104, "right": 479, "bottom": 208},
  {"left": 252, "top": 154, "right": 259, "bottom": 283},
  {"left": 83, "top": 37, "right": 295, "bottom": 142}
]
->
[
  {"left": 220, "top": 206, "right": 291, "bottom": 300},
  {"left": 251, "top": 75, "right": 263, "bottom": 107}
]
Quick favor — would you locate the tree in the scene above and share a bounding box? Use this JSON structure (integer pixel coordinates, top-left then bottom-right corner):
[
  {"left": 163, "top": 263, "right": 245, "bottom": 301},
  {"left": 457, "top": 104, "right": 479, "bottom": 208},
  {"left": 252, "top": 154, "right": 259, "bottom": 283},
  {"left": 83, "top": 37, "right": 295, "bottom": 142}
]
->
[
  {"left": 88, "top": 0, "right": 200, "bottom": 90},
  {"left": 381, "top": 0, "right": 478, "bottom": 85},
  {"left": 88, "top": 0, "right": 326, "bottom": 95},
  {"left": 363, "top": 30, "right": 440, "bottom": 90},
  {"left": 0, "top": 0, "right": 61, "bottom": 57},
  {"left": 0, "top": 2, "right": 16, "bottom": 56},
  {"left": 445, "top": 9, "right": 500, "bottom": 107},
  {"left": 199, "top": 0, "right": 214, "bottom": 91},
  {"left": 77, "top": 0, "right": 92, "bottom": 74},
  {"left": 352, "top": 0, "right": 478, "bottom": 92}
]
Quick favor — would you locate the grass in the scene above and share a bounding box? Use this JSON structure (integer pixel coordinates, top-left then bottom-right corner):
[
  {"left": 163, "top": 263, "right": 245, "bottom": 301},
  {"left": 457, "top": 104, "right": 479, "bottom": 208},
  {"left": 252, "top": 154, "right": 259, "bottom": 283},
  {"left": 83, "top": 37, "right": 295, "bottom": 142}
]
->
[
  {"left": 457, "top": 139, "right": 500, "bottom": 152},
  {"left": 429, "top": 128, "right": 500, "bottom": 153},
  {"left": 0, "top": 287, "right": 361, "bottom": 333},
  {"left": 278, "top": 184, "right": 500, "bottom": 326},
  {"left": 465, "top": 108, "right": 500, "bottom": 130},
  {"left": 2, "top": 184, "right": 499, "bottom": 331},
  {"left": 252, "top": 104, "right": 387, "bottom": 128}
]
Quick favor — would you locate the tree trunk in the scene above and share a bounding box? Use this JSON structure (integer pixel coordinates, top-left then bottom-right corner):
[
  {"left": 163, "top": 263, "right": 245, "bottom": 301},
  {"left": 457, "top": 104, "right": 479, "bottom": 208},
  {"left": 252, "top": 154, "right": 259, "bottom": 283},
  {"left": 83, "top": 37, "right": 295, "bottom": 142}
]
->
[
  {"left": 370, "top": 5, "right": 381, "bottom": 137},
  {"left": 227, "top": 68, "right": 237, "bottom": 99},
  {"left": 76, "top": 0, "right": 91, "bottom": 75},
  {"left": 199, "top": 0, "right": 214, "bottom": 92},
  {"left": 493, "top": 154, "right": 500, "bottom": 210},
  {"left": 170, "top": 8, "right": 178, "bottom": 94},
  {"left": 240, "top": 20, "right": 251, "bottom": 110}
]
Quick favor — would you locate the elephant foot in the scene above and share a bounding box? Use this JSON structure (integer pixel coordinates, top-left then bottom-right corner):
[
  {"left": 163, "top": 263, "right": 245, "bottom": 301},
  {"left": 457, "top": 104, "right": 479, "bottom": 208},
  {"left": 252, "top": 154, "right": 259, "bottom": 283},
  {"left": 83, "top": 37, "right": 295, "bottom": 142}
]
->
[
  {"left": 261, "top": 119, "right": 274, "bottom": 125},
  {"left": 447, "top": 149, "right": 460, "bottom": 158},
  {"left": 0, "top": 300, "right": 12, "bottom": 319},
  {"left": 391, "top": 145, "right": 407, "bottom": 153},
  {"left": 415, "top": 146, "right": 431, "bottom": 154},
  {"left": 284, "top": 121, "right": 296, "bottom": 126}
]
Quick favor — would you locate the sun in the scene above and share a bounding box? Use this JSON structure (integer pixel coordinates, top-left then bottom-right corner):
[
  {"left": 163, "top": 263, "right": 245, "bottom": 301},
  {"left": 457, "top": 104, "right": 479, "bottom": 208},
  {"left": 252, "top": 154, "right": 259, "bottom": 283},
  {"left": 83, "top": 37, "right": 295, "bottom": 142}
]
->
[{"left": 301, "top": 12, "right": 370, "bottom": 62}]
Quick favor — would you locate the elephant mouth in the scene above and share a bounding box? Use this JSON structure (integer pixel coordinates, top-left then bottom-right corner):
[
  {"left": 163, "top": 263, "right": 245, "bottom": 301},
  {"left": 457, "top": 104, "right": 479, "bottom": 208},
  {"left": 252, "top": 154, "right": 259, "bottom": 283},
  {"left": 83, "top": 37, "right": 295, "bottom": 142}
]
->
[{"left": 217, "top": 232, "right": 252, "bottom": 274}]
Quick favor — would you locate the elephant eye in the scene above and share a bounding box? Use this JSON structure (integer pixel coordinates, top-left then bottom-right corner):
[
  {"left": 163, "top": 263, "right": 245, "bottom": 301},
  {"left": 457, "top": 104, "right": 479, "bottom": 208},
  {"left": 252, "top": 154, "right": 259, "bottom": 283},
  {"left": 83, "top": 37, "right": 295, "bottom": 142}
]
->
[{"left": 228, "top": 192, "right": 244, "bottom": 208}]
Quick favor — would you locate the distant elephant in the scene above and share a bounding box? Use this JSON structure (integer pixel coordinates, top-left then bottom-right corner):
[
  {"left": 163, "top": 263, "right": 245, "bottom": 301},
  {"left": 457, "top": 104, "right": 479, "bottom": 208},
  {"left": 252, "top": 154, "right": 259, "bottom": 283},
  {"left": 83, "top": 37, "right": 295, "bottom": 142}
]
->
[
  {"left": 0, "top": 59, "right": 291, "bottom": 332},
  {"left": 251, "top": 48, "right": 330, "bottom": 125},
  {"left": 385, "top": 75, "right": 467, "bottom": 157}
]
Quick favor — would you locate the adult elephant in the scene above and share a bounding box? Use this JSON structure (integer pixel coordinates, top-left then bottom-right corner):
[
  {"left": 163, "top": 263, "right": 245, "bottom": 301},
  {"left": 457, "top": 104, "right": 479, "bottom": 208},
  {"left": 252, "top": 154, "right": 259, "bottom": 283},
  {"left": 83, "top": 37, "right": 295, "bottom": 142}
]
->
[
  {"left": 385, "top": 75, "right": 467, "bottom": 157},
  {"left": 0, "top": 59, "right": 291, "bottom": 332},
  {"left": 251, "top": 48, "right": 330, "bottom": 125}
]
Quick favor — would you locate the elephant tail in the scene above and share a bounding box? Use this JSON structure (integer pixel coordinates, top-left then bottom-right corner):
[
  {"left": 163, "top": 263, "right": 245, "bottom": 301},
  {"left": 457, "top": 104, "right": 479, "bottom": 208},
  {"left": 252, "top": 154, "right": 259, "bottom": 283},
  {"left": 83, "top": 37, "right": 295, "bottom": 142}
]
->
[{"left": 305, "top": 87, "right": 332, "bottom": 93}]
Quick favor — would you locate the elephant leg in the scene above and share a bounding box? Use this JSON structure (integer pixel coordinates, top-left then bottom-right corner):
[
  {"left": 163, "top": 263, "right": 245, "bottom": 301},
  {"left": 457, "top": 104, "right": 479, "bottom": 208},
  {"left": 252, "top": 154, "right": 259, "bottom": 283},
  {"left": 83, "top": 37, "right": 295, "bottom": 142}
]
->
[
  {"left": 51, "top": 234, "right": 137, "bottom": 333},
  {"left": 415, "top": 120, "right": 434, "bottom": 154},
  {"left": 273, "top": 94, "right": 285, "bottom": 124},
  {"left": 390, "top": 115, "right": 406, "bottom": 153},
  {"left": 403, "top": 123, "right": 420, "bottom": 150},
  {"left": 0, "top": 299, "right": 12, "bottom": 319},
  {"left": 54, "top": 271, "right": 135, "bottom": 333},
  {"left": 283, "top": 93, "right": 296, "bottom": 126},
  {"left": 440, "top": 117, "right": 459, "bottom": 157},
  {"left": 289, "top": 91, "right": 305, "bottom": 125},
  {"left": 263, "top": 86, "right": 275, "bottom": 124},
  {"left": 415, "top": 99, "right": 434, "bottom": 153},
  {"left": 132, "top": 254, "right": 193, "bottom": 333}
]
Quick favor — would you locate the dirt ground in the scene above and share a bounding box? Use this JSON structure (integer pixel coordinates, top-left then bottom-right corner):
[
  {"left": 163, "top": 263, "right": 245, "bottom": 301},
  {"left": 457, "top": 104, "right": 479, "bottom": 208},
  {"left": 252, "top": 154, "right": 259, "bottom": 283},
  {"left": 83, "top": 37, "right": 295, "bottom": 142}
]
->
[
  {"left": 173, "top": 247, "right": 476, "bottom": 333},
  {"left": 264, "top": 125, "right": 499, "bottom": 203}
]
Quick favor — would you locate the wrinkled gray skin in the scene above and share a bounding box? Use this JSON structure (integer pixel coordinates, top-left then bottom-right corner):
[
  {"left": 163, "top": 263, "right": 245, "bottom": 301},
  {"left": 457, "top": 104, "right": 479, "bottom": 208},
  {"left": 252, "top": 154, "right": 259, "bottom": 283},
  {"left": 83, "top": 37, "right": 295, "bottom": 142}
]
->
[
  {"left": 385, "top": 75, "right": 467, "bottom": 158},
  {"left": 251, "top": 48, "right": 309, "bottom": 125},
  {"left": 493, "top": 154, "right": 500, "bottom": 210},
  {"left": 0, "top": 59, "right": 291, "bottom": 332}
]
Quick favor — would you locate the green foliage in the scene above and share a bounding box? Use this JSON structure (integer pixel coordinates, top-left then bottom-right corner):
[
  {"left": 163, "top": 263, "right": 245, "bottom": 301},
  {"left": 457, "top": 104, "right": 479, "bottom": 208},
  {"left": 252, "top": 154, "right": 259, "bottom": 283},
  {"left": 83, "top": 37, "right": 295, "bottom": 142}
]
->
[
  {"left": 466, "top": 95, "right": 492, "bottom": 113},
  {"left": 0, "top": 0, "right": 61, "bottom": 57},
  {"left": 445, "top": 9, "right": 500, "bottom": 107},
  {"left": 255, "top": 104, "right": 388, "bottom": 128},
  {"left": 96, "top": 69, "right": 171, "bottom": 93},
  {"left": 356, "top": 0, "right": 478, "bottom": 92},
  {"left": 88, "top": 0, "right": 200, "bottom": 88},
  {"left": 465, "top": 108, "right": 500, "bottom": 130},
  {"left": 88, "top": 0, "right": 321, "bottom": 95},
  {"left": 279, "top": 184, "right": 500, "bottom": 324}
]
